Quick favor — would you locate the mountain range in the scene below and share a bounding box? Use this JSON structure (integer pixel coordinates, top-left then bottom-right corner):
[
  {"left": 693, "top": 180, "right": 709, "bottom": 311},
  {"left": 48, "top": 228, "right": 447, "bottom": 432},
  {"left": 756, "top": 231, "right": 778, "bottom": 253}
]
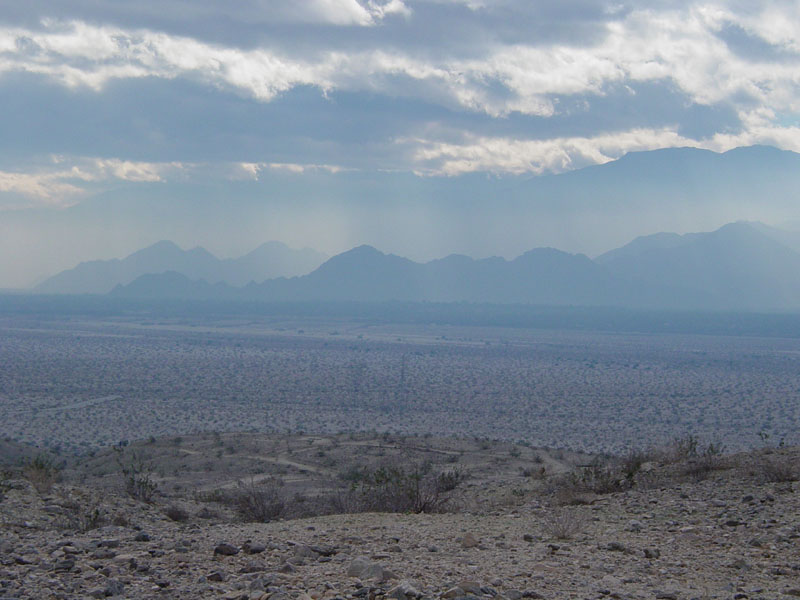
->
[
  {"left": 7, "top": 144, "right": 800, "bottom": 292},
  {"left": 35, "top": 241, "right": 327, "bottom": 294},
  {"left": 97, "top": 221, "right": 800, "bottom": 311}
]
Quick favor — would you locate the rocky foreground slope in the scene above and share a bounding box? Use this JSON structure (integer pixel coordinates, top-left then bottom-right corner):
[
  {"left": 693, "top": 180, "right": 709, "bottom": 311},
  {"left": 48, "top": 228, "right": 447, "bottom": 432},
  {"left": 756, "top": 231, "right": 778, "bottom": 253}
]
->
[{"left": 0, "top": 447, "right": 798, "bottom": 600}]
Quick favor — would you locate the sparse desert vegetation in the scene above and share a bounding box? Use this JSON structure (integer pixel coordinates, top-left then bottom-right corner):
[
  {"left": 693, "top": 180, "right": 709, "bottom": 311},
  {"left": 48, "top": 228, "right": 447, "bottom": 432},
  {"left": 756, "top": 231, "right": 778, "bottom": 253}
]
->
[
  {"left": 1, "top": 315, "right": 799, "bottom": 455},
  {"left": 0, "top": 432, "right": 798, "bottom": 599},
  {"left": 1, "top": 311, "right": 799, "bottom": 598}
]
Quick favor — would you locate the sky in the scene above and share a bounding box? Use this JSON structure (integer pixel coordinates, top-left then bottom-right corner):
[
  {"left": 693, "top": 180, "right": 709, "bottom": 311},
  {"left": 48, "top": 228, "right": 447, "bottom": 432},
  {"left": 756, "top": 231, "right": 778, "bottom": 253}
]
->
[{"left": 2, "top": 1, "right": 800, "bottom": 287}]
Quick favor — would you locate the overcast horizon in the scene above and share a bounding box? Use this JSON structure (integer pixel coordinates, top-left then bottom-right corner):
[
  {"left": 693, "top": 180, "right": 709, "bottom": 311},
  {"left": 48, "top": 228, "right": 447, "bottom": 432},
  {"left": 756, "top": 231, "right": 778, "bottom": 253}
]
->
[{"left": 2, "top": 1, "right": 800, "bottom": 288}]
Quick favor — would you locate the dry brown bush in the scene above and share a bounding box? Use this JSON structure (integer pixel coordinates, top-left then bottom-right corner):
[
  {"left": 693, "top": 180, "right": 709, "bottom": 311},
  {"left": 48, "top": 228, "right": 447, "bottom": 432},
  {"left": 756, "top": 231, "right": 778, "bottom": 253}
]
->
[
  {"left": 22, "top": 454, "right": 59, "bottom": 494},
  {"left": 758, "top": 455, "right": 798, "bottom": 482},
  {"left": 540, "top": 508, "right": 588, "bottom": 540}
]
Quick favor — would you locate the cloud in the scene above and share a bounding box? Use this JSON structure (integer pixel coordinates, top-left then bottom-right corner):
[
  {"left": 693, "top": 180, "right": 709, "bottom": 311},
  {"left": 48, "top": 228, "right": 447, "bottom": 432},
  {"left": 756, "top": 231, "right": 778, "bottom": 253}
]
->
[
  {"left": 410, "top": 121, "right": 800, "bottom": 176},
  {"left": 0, "top": 2, "right": 799, "bottom": 178},
  {"left": 0, "top": 157, "right": 192, "bottom": 208},
  {"left": 0, "top": 6, "right": 793, "bottom": 115},
  {"left": 0, "top": 156, "right": 360, "bottom": 208},
  {"left": 409, "top": 128, "right": 697, "bottom": 176},
  {"left": 236, "top": 161, "right": 346, "bottom": 178},
  {"left": 0, "top": 171, "right": 85, "bottom": 206}
]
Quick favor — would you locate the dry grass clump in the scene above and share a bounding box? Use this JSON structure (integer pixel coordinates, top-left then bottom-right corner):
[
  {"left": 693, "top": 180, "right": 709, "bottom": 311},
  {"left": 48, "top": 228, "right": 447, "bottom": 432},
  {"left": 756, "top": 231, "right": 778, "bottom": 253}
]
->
[
  {"left": 22, "top": 454, "right": 59, "bottom": 494},
  {"left": 227, "top": 478, "right": 286, "bottom": 522},
  {"left": 757, "top": 454, "right": 798, "bottom": 483},
  {"left": 343, "top": 463, "right": 467, "bottom": 514},
  {"left": 114, "top": 447, "right": 158, "bottom": 503},
  {"left": 52, "top": 491, "right": 106, "bottom": 532},
  {"left": 546, "top": 435, "right": 730, "bottom": 503},
  {"left": 546, "top": 458, "right": 629, "bottom": 505},
  {"left": 540, "top": 507, "right": 588, "bottom": 540}
]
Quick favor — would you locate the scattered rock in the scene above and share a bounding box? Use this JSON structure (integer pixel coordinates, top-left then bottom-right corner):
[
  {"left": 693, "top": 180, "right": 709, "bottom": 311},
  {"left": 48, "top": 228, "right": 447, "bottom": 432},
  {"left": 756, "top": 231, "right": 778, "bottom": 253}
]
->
[
  {"left": 214, "top": 543, "right": 239, "bottom": 556},
  {"left": 388, "top": 579, "right": 422, "bottom": 600},
  {"left": 243, "top": 541, "right": 266, "bottom": 554},
  {"left": 643, "top": 548, "right": 661, "bottom": 559},
  {"left": 605, "top": 542, "right": 632, "bottom": 554}
]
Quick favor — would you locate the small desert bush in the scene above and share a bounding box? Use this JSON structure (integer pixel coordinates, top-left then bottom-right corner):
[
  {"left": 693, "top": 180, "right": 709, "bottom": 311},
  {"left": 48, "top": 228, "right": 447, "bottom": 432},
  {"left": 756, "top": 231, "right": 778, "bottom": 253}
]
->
[
  {"left": 619, "top": 448, "right": 653, "bottom": 480},
  {"left": 22, "top": 453, "right": 59, "bottom": 494},
  {"left": 53, "top": 493, "right": 106, "bottom": 532},
  {"left": 114, "top": 447, "right": 157, "bottom": 503},
  {"left": 0, "top": 470, "right": 11, "bottom": 502},
  {"left": 758, "top": 455, "right": 798, "bottom": 483},
  {"left": 674, "top": 438, "right": 726, "bottom": 480},
  {"left": 540, "top": 508, "right": 588, "bottom": 540},
  {"left": 230, "top": 479, "right": 285, "bottom": 523},
  {"left": 662, "top": 435, "right": 725, "bottom": 467},
  {"left": 545, "top": 458, "right": 629, "bottom": 505},
  {"left": 342, "top": 463, "right": 467, "bottom": 514},
  {"left": 521, "top": 465, "right": 547, "bottom": 479}
]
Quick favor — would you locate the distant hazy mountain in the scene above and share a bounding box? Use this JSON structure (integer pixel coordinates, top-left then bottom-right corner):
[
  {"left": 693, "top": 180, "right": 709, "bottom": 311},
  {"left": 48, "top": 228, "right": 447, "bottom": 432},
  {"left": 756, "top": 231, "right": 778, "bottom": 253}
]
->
[
  {"left": 108, "top": 271, "right": 239, "bottom": 301},
  {"left": 249, "top": 245, "right": 661, "bottom": 305},
  {"left": 111, "top": 222, "right": 800, "bottom": 310},
  {"left": 8, "top": 145, "right": 800, "bottom": 292},
  {"left": 597, "top": 222, "right": 800, "bottom": 309},
  {"left": 36, "top": 241, "right": 327, "bottom": 294},
  {"left": 112, "top": 244, "right": 676, "bottom": 307}
]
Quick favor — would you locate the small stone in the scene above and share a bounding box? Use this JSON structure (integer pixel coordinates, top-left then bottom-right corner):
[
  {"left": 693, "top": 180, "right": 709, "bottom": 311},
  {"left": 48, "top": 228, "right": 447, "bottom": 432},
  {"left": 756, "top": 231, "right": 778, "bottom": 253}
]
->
[
  {"left": 294, "top": 544, "right": 319, "bottom": 559},
  {"left": 310, "top": 544, "right": 336, "bottom": 556},
  {"left": 105, "top": 579, "right": 125, "bottom": 597},
  {"left": 626, "top": 520, "right": 644, "bottom": 532},
  {"left": 643, "top": 548, "right": 661, "bottom": 559},
  {"left": 207, "top": 570, "right": 226, "bottom": 582},
  {"left": 239, "top": 560, "right": 264, "bottom": 574},
  {"left": 388, "top": 580, "right": 422, "bottom": 600},
  {"left": 53, "top": 559, "right": 75, "bottom": 572},
  {"left": 605, "top": 542, "right": 631, "bottom": 553},
  {"left": 243, "top": 542, "right": 266, "bottom": 555},
  {"left": 725, "top": 519, "right": 743, "bottom": 527},
  {"left": 458, "top": 581, "right": 482, "bottom": 595},
  {"left": 134, "top": 532, "right": 150, "bottom": 542},
  {"left": 214, "top": 543, "right": 239, "bottom": 556},
  {"left": 347, "top": 557, "right": 372, "bottom": 577}
]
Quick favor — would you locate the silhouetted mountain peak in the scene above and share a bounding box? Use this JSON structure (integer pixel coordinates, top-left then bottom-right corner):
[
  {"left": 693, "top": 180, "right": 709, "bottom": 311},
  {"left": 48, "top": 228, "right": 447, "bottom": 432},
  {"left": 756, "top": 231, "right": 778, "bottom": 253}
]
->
[
  {"left": 130, "top": 240, "right": 185, "bottom": 258},
  {"left": 37, "top": 240, "right": 327, "bottom": 294}
]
